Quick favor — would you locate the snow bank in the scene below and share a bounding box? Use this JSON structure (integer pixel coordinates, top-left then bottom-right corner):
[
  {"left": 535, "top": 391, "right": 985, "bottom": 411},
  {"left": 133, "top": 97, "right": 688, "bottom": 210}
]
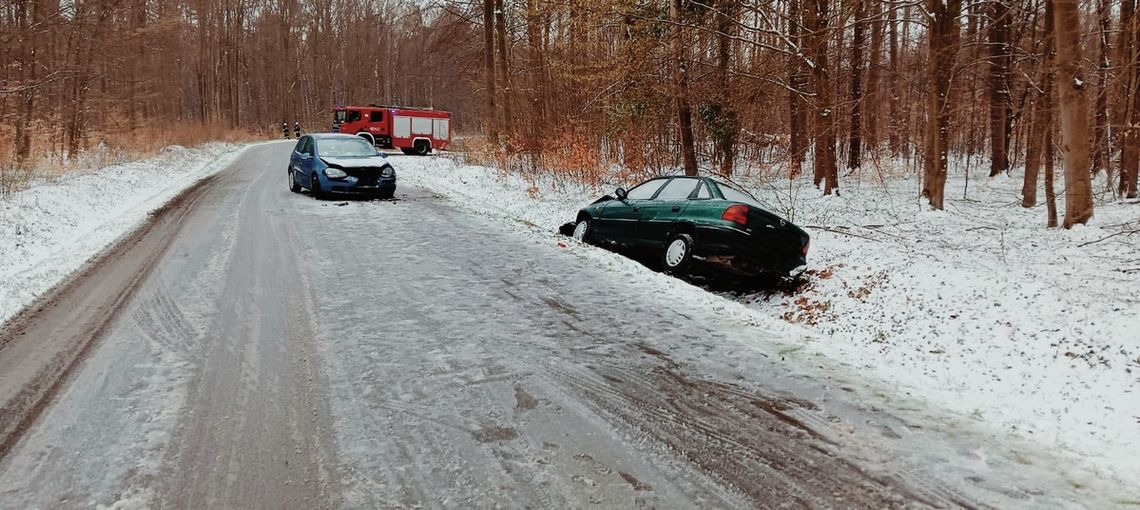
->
[
  {"left": 394, "top": 154, "right": 1140, "bottom": 488},
  {"left": 0, "top": 142, "right": 250, "bottom": 327}
]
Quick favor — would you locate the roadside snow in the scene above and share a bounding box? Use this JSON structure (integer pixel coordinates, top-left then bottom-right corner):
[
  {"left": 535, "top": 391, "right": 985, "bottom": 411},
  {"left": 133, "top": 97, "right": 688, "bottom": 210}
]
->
[
  {"left": 394, "top": 154, "right": 1140, "bottom": 490},
  {"left": 0, "top": 142, "right": 251, "bottom": 327}
]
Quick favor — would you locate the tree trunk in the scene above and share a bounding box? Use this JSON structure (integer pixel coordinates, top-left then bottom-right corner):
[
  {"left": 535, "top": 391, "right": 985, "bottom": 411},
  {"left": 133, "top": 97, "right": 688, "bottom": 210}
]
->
[
  {"left": 865, "top": 0, "right": 884, "bottom": 150},
  {"left": 847, "top": 0, "right": 866, "bottom": 173},
  {"left": 806, "top": 0, "right": 838, "bottom": 194},
  {"left": 887, "top": 0, "right": 900, "bottom": 155},
  {"left": 483, "top": 0, "right": 498, "bottom": 143},
  {"left": 14, "top": 0, "right": 38, "bottom": 163},
  {"left": 922, "top": 0, "right": 961, "bottom": 209},
  {"left": 988, "top": 0, "right": 1011, "bottom": 177},
  {"left": 495, "top": 0, "right": 511, "bottom": 136},
  {"left": 1043, "top": 0, "right": 1058, "bottom": 228},
  {"left": 714, "top": 0, "right": 738, "bottom": 176},
  {"left": 671, "top": 0, "right": 698, "bottom": 176},
  {"left": 1120, "top": 1, "right": 1140, "bottom": 198},
  {"left": 1022, "top": 95, "right": 1044, "bottom": 208},
  {"left": 1045, "top": 108, "right": 1058, "bottom": 227},
  {"left": 1092, "top": 0, "right": 1111, "bottom": 181},
  {"left": 1052, "top": 0, "right": 1094, "bottom": 227},
  {"left": 522, "top": 0, "right": 544, "bottom": 149},
  {"left": 788, "top": 0, "right": 808, "bottom": 177}
]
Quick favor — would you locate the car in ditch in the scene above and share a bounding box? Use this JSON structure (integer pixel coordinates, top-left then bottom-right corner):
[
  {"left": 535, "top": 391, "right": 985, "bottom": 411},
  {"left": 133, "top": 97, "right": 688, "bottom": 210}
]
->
[
  {"left": 288, "top": 133, "right": 397, "bottom": 199},
  {"left": 567, "top": 176, "right": 810, "bottom": 277}
]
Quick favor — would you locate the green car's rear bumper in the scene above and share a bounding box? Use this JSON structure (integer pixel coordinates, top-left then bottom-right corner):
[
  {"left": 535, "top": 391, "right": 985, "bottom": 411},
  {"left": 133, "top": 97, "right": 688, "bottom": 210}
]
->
[{"left": 693, "top": 225, "right": 808, "bottom": 275}]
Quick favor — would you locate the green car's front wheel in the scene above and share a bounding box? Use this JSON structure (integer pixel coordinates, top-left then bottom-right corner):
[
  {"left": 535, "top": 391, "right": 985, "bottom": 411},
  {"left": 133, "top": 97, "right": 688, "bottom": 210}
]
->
[
  {"left": 662, "top": 233, "right": 694, "bottom": 273},
  {"left": 572, "top": 218, "right": 592, "bottom": 244}
]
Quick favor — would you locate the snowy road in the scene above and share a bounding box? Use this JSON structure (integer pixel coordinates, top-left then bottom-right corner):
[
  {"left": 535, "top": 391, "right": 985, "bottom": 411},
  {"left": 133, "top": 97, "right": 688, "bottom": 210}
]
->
[{"left": 0, "top": 143, "right": 1100, "bottom": 508}]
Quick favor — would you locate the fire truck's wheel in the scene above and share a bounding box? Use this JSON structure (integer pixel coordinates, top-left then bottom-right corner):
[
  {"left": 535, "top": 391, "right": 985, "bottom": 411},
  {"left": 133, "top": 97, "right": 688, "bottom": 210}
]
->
[
  {"left": 413, "top": 140, "right": 431, "bottom": 156},
  {"left": 288, "top": 168, "right": 301, "bottom": 193}
]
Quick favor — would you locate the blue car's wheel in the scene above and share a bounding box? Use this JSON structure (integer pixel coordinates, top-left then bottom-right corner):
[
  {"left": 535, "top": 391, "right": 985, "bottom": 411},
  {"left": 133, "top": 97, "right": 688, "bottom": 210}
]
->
[
  {"left": 310, "top": 173, "right": 325, "bottom": 200},
  {"left": 288, "top": 168, "right": 301, "bottom": 193}
]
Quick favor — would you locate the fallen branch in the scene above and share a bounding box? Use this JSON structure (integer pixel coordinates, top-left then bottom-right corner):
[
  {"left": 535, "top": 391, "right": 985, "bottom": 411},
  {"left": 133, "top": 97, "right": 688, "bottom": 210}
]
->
[
  {"left": 804, "top": 225, "right": 882, "bottom": 242},
  {"left": 1078, "top": 229, "right": 1139, "bottom": 248}
]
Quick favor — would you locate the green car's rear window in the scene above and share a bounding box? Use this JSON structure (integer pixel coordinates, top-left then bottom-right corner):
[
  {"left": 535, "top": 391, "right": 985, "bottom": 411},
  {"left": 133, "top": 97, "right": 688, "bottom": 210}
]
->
[{"left": 715, "top": 181, "right": 774, "bottom": 210}]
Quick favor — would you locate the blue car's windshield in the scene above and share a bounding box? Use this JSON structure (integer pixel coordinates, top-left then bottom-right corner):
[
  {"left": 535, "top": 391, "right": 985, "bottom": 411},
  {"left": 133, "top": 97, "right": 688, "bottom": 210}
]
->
[{"left": 318, "top": 138, "right": 376, "bottom": 157}]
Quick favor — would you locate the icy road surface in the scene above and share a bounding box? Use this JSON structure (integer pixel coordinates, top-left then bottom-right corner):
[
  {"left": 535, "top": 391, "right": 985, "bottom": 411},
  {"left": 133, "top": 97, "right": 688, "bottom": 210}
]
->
[{"left": 0, "top": 143, "right": 1103, "bottom": 508}]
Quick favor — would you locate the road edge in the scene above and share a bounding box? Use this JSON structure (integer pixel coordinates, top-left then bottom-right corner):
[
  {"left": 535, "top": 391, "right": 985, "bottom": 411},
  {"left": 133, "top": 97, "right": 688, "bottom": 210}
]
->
[{"left": 0, "top": 167, "right": 230, "bottom": 459}]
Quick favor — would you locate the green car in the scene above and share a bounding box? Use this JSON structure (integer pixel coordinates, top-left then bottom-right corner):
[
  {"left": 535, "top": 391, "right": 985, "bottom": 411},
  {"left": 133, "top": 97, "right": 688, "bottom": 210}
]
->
[{"left": 569, "top": 176, "right": 810, "bottom": 276}]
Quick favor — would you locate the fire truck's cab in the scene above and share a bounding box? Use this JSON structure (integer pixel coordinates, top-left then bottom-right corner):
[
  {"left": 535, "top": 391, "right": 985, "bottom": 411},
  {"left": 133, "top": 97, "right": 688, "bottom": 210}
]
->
[{"left": 332, "top": 105, "right": 451, "bottom": 155}]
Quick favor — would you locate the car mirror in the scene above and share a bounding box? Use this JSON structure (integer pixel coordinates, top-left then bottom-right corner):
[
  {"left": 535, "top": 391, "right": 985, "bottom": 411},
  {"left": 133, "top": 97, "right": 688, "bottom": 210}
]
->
[{"left": 615, "top": 187, "right": 628, "bottom": 200}]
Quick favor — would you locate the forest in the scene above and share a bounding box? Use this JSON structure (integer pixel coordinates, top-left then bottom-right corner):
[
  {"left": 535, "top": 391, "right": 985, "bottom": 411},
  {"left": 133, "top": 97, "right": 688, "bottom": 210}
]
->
[{"left": 1, "top": 0, "right": 1138, "bottom": 228}]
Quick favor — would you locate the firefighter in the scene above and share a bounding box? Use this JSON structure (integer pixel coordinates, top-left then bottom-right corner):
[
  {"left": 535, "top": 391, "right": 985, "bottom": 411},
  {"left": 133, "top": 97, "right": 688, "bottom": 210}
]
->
[
  {"left": 294, "top": 121, "right": 301, "bottom": 139},
  {"left": 282, "top": 122, "right": 289, "bottom": 139}
]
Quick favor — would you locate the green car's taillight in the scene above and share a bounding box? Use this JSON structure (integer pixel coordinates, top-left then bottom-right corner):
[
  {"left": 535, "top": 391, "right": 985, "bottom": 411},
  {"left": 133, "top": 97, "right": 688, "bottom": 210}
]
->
[{"left": 722, "top": 204, "right": 749, "bottom": 226}]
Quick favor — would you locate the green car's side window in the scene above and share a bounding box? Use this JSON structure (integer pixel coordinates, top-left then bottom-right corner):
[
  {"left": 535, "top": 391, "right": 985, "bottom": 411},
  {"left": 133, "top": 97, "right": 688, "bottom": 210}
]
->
[
  {"left": 694, "top": 181, "right": 712, "bottom": 199},
  {"left": 654, "top": 178, "right": 700, "bottom": 200},
  {"left": 627, "top": 179, "right": 666, "bottom": 200}
]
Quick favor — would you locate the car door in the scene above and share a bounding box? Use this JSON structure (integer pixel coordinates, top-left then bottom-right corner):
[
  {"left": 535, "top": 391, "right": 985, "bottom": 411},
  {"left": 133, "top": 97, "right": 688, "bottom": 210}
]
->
[
  {"left": 595, "top": 178, "right": 666, "bottom": 244},
  {"left": 297, "top": 137, "right": 315, "bottom": 180},
  {"left": 636, "top": 177, "right": 701, "bottom": 245},
  {"left": 290, "top": 137, "right": 306, "bottom": 175}
]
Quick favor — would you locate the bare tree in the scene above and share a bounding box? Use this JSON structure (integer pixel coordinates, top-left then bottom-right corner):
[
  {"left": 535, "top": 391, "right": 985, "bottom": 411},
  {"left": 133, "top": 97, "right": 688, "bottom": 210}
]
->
[
  {"left": 922, "top": 0, "right": 962, "bottom": 209},
  {"left": 1051, "top": 0, "right": 1094, "bottom": 227},
  {"left": 1092, "top": 0, "right": 1111, "bottom": 181},
  {"left": 1120, "top": 0, "right": 1140, "bottom": 198},
  {"left": 806, "top": 0, "right": 838, "bottom": 194},
  {"left": 671, "top": 0, "right": 698, "bottom": 176},
  {"left": 495, "top": 0, "right": 511, "bottom": 135},
  {"left": 847, "top": 0, "right": 866, "bottom": 174},
  {"left": 987, "top": 0, "right": 1012, "bottom": 177},
  {"left": 712, "top": 0, "right": 739, "bottom": 176},
  {"left": 484, "top": 0, "right": 498, "bottom": 143},
  {"left": 788, "top": 0, "right": 808, "bottom": 177},
  {"left": 1043, "top": 1, "right": 1059, "bottom": 227}
]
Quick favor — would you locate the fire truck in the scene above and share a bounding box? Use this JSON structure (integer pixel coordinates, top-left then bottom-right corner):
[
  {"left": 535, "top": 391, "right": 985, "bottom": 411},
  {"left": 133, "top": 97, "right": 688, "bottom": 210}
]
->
[{"left": 331, "top": 105, "right": 451, "bottom": 155}]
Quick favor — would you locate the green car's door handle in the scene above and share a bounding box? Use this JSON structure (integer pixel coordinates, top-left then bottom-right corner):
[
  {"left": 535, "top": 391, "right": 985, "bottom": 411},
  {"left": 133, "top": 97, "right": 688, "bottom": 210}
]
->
[
  {"left": 632, "top": 207, "right": 641, "bottom": 212},
  {"left": 671, "top": 206, "right": 680, "bottom": 212}
]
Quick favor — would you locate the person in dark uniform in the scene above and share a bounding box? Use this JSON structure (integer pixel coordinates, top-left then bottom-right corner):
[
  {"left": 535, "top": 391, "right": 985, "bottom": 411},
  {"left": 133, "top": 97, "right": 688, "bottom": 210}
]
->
[
  {"left": 294, "top": 121, "right": 301, "bottom": 139},
  {"left": 282, "top": 122, "right": 289, "bottom": 139}
]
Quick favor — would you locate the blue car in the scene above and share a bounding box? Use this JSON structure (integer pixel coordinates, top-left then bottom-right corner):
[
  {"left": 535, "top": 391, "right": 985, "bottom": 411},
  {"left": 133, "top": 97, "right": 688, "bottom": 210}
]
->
[{"left": 288, "top": 133, "right": 397, "bottom": 199}]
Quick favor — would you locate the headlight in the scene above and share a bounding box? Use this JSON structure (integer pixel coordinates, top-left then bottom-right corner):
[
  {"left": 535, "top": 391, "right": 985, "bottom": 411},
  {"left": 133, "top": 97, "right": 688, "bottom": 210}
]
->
[
  {"left": 380, "top": 166, "right": 395, "bottom": 178},
  {"left": 324, "top": 167, "right": 347, "bottom": 179}
]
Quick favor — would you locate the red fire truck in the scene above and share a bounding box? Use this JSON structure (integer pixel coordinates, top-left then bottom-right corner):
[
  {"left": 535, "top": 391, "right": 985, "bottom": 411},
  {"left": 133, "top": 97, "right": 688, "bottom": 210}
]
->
[{"left": 331, "top": 105, "right": 451, "bottom": 155}]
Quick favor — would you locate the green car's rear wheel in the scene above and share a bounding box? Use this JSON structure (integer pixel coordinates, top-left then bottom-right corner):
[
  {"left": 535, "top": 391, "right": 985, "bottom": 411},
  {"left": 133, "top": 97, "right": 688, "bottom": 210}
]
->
[{"left": 662, "top": 233, "right": 694, "bottom": 273}]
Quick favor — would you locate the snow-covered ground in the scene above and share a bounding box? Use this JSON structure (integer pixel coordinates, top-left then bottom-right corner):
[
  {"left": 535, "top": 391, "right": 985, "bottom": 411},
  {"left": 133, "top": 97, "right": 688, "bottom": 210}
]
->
[
  {"left": 0, "top": 142, "right": 253, "bottom": 327},
  {"left": 394, "top": 154, "right": 1140, "bottom": 490}
]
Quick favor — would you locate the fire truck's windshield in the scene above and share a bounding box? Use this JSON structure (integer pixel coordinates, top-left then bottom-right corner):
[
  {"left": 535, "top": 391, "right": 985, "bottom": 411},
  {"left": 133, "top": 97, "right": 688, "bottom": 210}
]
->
[
  {"left": 333, "top": 110, "right": 346, "bottom": 123},
  {"left": 333, "top": 110, "right": 360, "bottom": 123},
  {"left": 318, "top": 138, "right": 377, "bottom": 157}
]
